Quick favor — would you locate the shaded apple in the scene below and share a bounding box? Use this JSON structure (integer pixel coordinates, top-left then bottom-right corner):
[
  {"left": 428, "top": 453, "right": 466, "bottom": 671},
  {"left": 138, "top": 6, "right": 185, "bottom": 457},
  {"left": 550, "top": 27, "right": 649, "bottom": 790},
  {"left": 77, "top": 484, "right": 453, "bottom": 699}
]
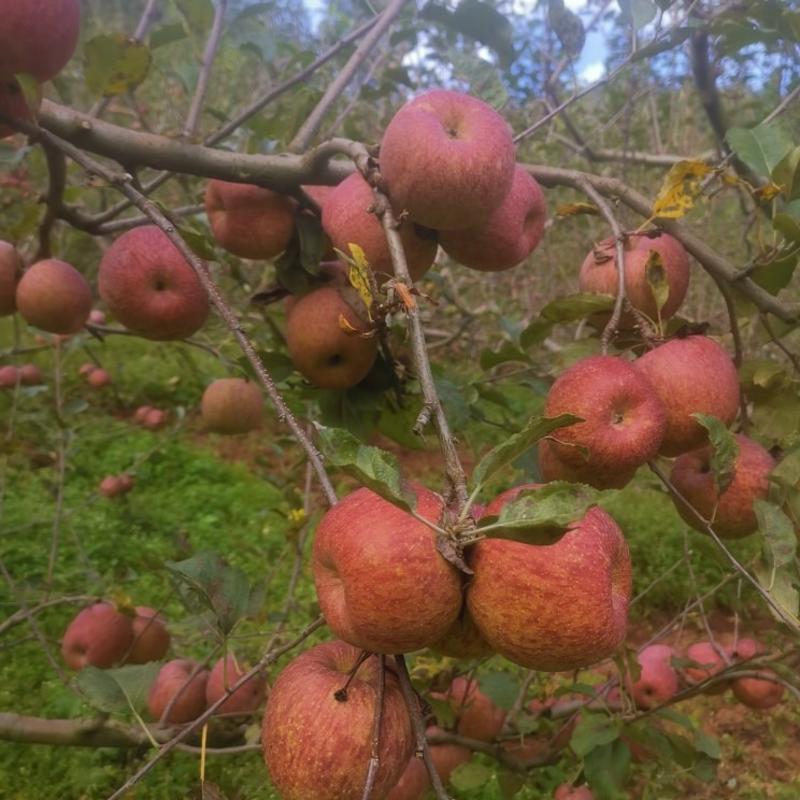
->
[
  {"left": 18, "top": 364, "right": 43, "bottom": 385},
  {"left": 262, "top": 640, "right": 413, "bottom": 800},
  {"left": 432, "top": 677, "right": 506, "bottom": 742},
  {"left": 206, "top": 654, "right": 266, "bottom": 715},
  {"left": 205, "top": 180, "right": 296, "bottom": 260},
  {"left": 538, "top": 437, "right": 638, "bottom": 490},
  {"left": 683, "top": 640, "right": 729, "bottom": 693},
  {"left": 428, "top": 726, "right": 471, "bottom": 782},
  {"left": 61, "top": 602, "right": 134, "bottom": 670},
  {"left": 98, "top": 475, "right": 124, "bottom": 498},
  {"left": 0, "top": 77, "right": 41, "bottom": 140},
  {"left": 313, "top": 485, "right": 462, "bottom": 653},
  {"left": 133, "top": 404, "right": 154, "bottom": 423},
  {"left": 143, "top": 408, "right": 169, "bottom": 430},
  {"left": 386, "top": 755, "right": 429, "bottom": 800},
  {"left": 16, "top": 258, "right": 92, "bottom": 334},
  {"left": 430, "top": 607, "right": 494, "bottom": 660},
  {"left": 126, "top": 606, "right": 170, "bottom": 664},
  {"left": 201, "top": 377, "right": 263, "bottom": 434},
  {"left": 555, "top": 783, "right": 594, "bottom": 800},
  {"left": 117, "top": 474, "right": 135, "bottom": 493},
  {"left": 87, "top": 368, "right": 112, "bottom": 389},
  {"left": 633, "top": 335, "right": 740, "bottom": 456},
  {"left": 99, "top": 225, "right": 209, "bottom": 340},
  {"left": 0, "top": 365, "right": 18, "bottom": 389},
  {"left": 732, "top": 670, "right": 784, "bottom": 710},
  {"left": 0, "top": 240, "right": 22, "bottom": 316},
  {"left": 440, "top": 166, "right": 546, "bottom": 272},
  {"left": 380, "top": 90, "right": 515, "bottom": 230},
  {"left": 669, "top": 434, "right": 775, "bottom": 538},
  {"left": 147, "top": 659, "right": 209, "bottom": 724},
  {"left": 78, "top": 362, "right": 96, "bottom": 377},
  {"left": 628, "top": 644, "right": 679, "bottom": 709}
]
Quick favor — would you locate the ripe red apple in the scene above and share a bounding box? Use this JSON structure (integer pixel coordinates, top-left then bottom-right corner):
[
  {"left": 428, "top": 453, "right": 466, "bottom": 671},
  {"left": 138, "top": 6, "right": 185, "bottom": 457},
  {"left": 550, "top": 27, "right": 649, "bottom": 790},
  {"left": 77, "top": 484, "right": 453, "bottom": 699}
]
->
[
  {"left": 684, "top": 640, "right": 729, "bottom": 693},
  {"left": 729, "top": 637, "right": 761, "bottom": 662},
  {"left": 380, "top": 90, "right": 516, "bottom": 230},
  {"left": 262, "top": 640, "right": 414, "bottom": 799},
  {"left": 430, "top": 608, "right": 494, "bottom": 660},
  {"left": 628, "top": 644, "right": 679, "bottom": 709},
  {"left": 18, "top": 364, "right": 43, "bottom": 385},
  {"left": 61, "top": 602, "right": 134, "bottom": 670},
  {"left": 0, "top": 365, "right": 19, "bottom": 389},
  {"left": 78, "top": 362, "right": 96, "bottom": 377},
  {"left": 633, "top": 335, "right": 740, "bottom": 456},
  {"left": 205, "top": 180, "right": 296, "bottom": 260},
  {"left": 387, "top": 755, "right": 429, "bottom": 800},
  {"left": 133, "top": 404, "right": 153, "bottom": 423},
  {"left": 0, "top": 240, "right": 22, "bottom": 315},
  {"left": 440, "top": 166, "right": 546, "bottom": 272},
  {"left": 321, "top": 173, "right": 437, "bottom": 281},
  {"left": 15, "top": 258, "right": 93, "bottom": 334},
  {"left": 143, "top": 408, "right": 169, "bottom": 430},
  {"left": 428, "top": 727, "right": 471, "bottom": 782},
  {"left": 555, "top": 783, "right": 594, "bottom": 800},
  {"left": 201, "top": 377, "right": 263, "bottom": 434},
  {"left": 669, "top": 434, "right": 775, "bottom": 538},
  {"left": 285, "top": 285, "right": 377, "bottom": 390},
  {"left": 467, "top": 485, "right": 631, "bottom": 671},
  {"left": 732, "top": 670, "right": 784, "bottom": 710},
  {"left": 0, "top": 77, "right": 41, "bottom": 140},
  {"left": 118, "top": 474, "right": 134, "bottom": 493},
  {"left": 312, "top": 485, "right": 462, "bottom": 653},
  {"left": 206, "top": 655, "right": 266, "bottom": 715},
  {"left": 98, "top": 475, "right": 124, "bottom": 498},
  {"left": 538, "top": 437, "right": 637, "bottom": 490},
  {"left": 147, "top": 659, "right": 209, "bottom": 724},
  {"left": 500, "top": 735, "right": 550, "bottom": 768},
  {"left": 99, "top": 225, "right": 209, "bottom": 340},
  {"left": 432, "top": 677, "right": 506, "bottom": 742},
  {"left": 542, "top": 355, "right": 666, "bottom": 477},
  {"left": 579, "top": 232, "right": 690, "bottom": 325},
  {"left": 127, "top": 606, "right": 170, "bottom": 664},
  {"left": 87, "top": 368, "right": 112, "bottom": 389}
]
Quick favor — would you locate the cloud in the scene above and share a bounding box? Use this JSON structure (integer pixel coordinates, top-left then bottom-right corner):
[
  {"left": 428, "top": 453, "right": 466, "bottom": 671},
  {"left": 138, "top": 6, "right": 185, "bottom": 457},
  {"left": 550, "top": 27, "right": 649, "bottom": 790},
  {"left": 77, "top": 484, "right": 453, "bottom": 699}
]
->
[{"left": 580, "top": 61, "right": 605, "bottom": 83}]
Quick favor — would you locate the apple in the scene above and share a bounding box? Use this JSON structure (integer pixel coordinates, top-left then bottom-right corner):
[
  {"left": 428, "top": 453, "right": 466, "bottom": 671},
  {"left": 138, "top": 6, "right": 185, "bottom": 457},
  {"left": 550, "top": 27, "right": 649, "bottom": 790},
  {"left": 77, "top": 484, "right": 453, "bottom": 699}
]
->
[
  {"left": 321, "top": 173, "right": 437, "bottom": 281},
  {"left": 542, "top": 354, "right": 666, "bottom": 477},
  {"left": 312, "top": 485, "right": 462, "bottom": 653},
  {"left": 61, "top": 602, "right": 134, "bottom": 670},
  {"left": 430, "top": 608, "right": 494, "bottom": 660},
  {"left": 387, "top": 755, "right": 429, "bottom": 800},
  {"left": 440, "top": 166, "right": 546, "bottom": 272},
  {"left": 285, "top": 285, "right": 377, "bottom": 390},
  {"left": 99, "top": 225, "right": 209, "bottom": 340},
  {"left": 98, "top": 475, "right": 124, "bottom": 498},
  {"left": 143, "top": 408, "right": 169, "bottom": 430},
  {"left": 555, "top": 783, "right": 594, "bottom": 800},
  {"left": 0, "top": 77, "right": 42, "bottom": 140},
  {"left": 432, "top": 677, "right": 506, "bottom": 742},
  {"left": 88, "top": 308, "right": 106, "bottom": 325},
  {"left": 579, "top": 232, "right": 690, "bottom": 326},
  {"left": 205, "top": 180, "right": 296, "bottom": 260},
  {"left": 0, "top": 365, "right": 19, "bottom": 389},
  {"left": 148, "top": 659, "right": 209, "bottom": 724},
  {"left": 0, "top": 240, "right": 22, "bottom": 315},
  {"left": 15, "top": 258, "right": 93, "bottom": 335},
  {"left": 669, "top": 434, "right": 775, "bottom": 538},
  {"left": 538, "top": 437, "right": 637, "bottom": 490},
  {"left": 18, "top": 364, "right": 43, "bottom": 385},
  {"left": 380, "top": 89, "right": 516, "bottom": 230},
  {"left": 683, "top": 640, "right": 729, "bottom": 693},
  {"left": 87, "top": 368, "right": 112, "bottom": 389},
  {"left": 732, "top": 670, "right": 784, "bottom": 710},
  {"left": 127, "top": 606, "right": 170, "bottom": 664},
  {"left": 633, "top": 335, "right": 740, "bottom": 456},
  {"left": 133, "top": 404, "right": 154, "bottom": 423},
  {"left": 117, "top": 474, "right": 135, "bottom": 493},
  {"left": 262, "top": 640, "right": 414, "bottom": 800},
  {"left": 0, "top": 0, "right": 81, "bottom": 82},
  {"left": 628, "top": 644, "right": 679, "bottom": 709},
  {"left": 78, "top": 362, "right": 96, "bottom": 377},
  {"left": 500, "top": 735, "right": 549, "bottom": 768},
  {"left": 206, "top": 655, "right": 266, "bottom": 715},
  {"left": 467, "top": 485, "right": 631, "bottom": 671},
  {"left": 201, "top": 377, "right": 263, "bottom": 434},
  {"left": 729, "top": 637, "right": 761, "bottom": 662}
]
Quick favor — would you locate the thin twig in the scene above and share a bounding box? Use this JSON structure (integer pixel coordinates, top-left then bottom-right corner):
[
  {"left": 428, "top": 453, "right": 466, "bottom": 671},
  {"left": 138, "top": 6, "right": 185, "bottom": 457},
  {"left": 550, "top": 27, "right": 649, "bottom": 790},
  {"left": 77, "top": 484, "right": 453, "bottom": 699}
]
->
[{"left": 361, "top": 655, "right": 386, "bottom": 800}]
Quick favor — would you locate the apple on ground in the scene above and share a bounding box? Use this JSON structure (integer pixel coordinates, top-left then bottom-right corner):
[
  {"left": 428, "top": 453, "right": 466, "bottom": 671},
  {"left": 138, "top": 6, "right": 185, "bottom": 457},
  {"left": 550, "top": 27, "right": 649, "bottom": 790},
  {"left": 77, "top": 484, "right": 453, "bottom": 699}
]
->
[
  {"left": 126, "top": 606, "right": 170, "bottom": 664},
  {"left": 143, "top": 408, "right": 169, "bottom": 430},
  {"left": 0, "top": 240, "right": 23, "bottom": 316},
  {"left": 313, "top": 485, "right": 462, "bottom": 653},
  {"left": 262, "top": 640, "right": 413, "bottom": 800},
  {"left": 147, "top": 659, "right": 209, "bottom": 724},
  {"left": 555, "top": 784, "right": 594, "bottom": 800},
  {"left": 628, "top": 644, "right": 679, "bottom": 709},
  {"left": 201, "top": 377, "right": 263, "bottom": 434},
  {"left": 683, "top": 640, "right": 729, "bottom": 693},
  {"left": 206, "top": 655, "right": 266, "bottom": 714},
  {"left": 732, "top": 670, "right": 784, "bottom": 710},
  {"left": 87, "top": 368, "right": 112, "bottom": 389},
  {"left": 18, "top": 364, "right": 43, "bottom": 385},
  {"left": 61, "top": 602, "right": 134, "bottom": 670}
]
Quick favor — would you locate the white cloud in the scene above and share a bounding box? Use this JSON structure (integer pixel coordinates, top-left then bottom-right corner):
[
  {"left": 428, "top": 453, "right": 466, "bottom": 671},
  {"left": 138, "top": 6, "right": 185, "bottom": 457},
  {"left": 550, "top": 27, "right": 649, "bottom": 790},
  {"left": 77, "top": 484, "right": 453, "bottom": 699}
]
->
[{"left": 580, "top": 61, "right": 605, "bottom": 83}]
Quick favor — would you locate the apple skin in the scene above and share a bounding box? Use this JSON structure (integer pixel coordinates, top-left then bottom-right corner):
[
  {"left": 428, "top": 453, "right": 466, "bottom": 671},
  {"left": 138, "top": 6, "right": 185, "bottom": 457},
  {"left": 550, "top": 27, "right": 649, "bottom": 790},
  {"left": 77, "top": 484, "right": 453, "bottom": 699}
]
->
[
  {"left": 322, "top": 173, "right": 437, "bottom": 281},
  {"left": 148, "top": 659, "right": 210, "bottom": 724},
  {"left": 16, "top": 259, "right": 93, "bottom": 334},
  {"left": 629, "top": 644, "right": 679, "bottom": 710},
  {"left": 99, "top": 225, "right": 210, "bottom": 341},
  {"left": 387, "top": 755, "right": 429, "bottom": 800},
  {"left": 61, "top": 602, "right": 134, "bottom": 670},
  {"left": 286, "top": 285, "right": 377, "bottom": 390},
  {"left": 432, "top": 677, "right": 506, "bottom": 743},
  {"left": 87, "top": 368, "right": 112, "bottom": 389},
  {"left": 440, "top": 166, "right": 546, "bottom": 272},
  {"left": 262, "top": 640, "right": 414, "bottom": 800},
  {"left": 684, "top": 640, "right": 729, "bottom": 693},
  {"left": 0, "top": 77, "right": 42, "bottom": 140},
  {"left": 0, "top": 365, "right": 18, "bottom": 389},
  {"left": 633, "top": 335, "right": 740, "bottom": 457},
  {"left": 313, "top": 485, "right": 462, "bottom": 654},
  {"left": 430, "top": 607, "right": 494, "bottom": 660},
  {"left": 126, "top": 607, "right": 170, "bottom": 664},
  {"left": 538, "top": 437, "right": 638, "bottom": 491},
  {"left": 732, "top": 670, "right": 784, "bottom": 710},
  {"left": 99, "top": 475, "right": 124, "bottom": 498},
  {"left": 542, "top": 355, "right": 666, "bottom": 477},
  {"left": 143, "top": 408, "right": 169, "bottom": 430},
  {"left": 380, "top": 90, "right": 516, "bottom": 230},
  {"left": 88, "top": 309, "right": 106, "bottom": 325},
  {"left": 579, "top": 232, "right": 690, "bottom": 326},
  {"left": 669, "top": 434, "right": 775, "bottom": 539},
  {"left": 205, "top": 655, "right": 266, "bottom": 715},
  {"left": 18, "top": 364, "right": 43, "bottom": 385},
  {"left": 205, "top": 180, "right": 296, "bottom": 260},
  {"left": 555, "top": 783, "right": 594, "bottom": 800},
  {"left": 467, "top": 486, "right": 631, "bottom": 671},
  {"left": 133, "top": 405, "right": 154, "bottom": 423},
  {"left": 0, "top": 240, "right": 22, "bottom": 315},
  {"left": 201, "top": 377, "right": 263, "bottom": 434}
]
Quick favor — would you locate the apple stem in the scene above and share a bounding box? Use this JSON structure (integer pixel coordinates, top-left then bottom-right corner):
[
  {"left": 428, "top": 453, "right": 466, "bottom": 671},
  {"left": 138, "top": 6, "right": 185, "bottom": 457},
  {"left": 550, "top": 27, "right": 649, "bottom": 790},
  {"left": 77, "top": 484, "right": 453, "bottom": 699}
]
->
[
  {"left": 334, "top": 650, "right": 372, "bottom": 702},
  {"left": 360, "top": 655, "right": 385, "bottom": 800}
]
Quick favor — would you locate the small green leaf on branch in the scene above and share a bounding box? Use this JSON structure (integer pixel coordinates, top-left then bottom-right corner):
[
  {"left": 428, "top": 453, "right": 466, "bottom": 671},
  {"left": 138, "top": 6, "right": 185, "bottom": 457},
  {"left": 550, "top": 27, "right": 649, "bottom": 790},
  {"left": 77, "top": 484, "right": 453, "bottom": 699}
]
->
[{"left": 692, "top": 413, "right": 739, "bottom": 493}]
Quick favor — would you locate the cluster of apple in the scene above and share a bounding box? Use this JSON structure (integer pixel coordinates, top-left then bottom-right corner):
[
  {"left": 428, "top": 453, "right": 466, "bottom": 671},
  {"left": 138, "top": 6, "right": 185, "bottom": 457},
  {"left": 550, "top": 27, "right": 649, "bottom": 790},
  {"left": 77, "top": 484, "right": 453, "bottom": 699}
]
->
[
  {"left": 61, "top": 602, "right": 266, "bottom": 724},
  {"left": 78, "top": 362, "right": 112, "bottom": 390},
  {"left": 0, "top": 362, "right": 42, "bottom": 388},
  {"left": 132, "top": 404, "right": 170, "bottom": 431},
  {"left": 98, "top": 474, "right": 134, "bottom": 499}
]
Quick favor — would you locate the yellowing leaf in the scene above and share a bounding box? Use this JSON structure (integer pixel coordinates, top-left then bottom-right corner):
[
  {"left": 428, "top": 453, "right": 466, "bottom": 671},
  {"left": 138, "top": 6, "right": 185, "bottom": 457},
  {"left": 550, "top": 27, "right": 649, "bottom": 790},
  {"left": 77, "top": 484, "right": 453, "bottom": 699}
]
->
[
  {"left": 337, "top": 314, "right": 374, "bottom": 338},
  {"left": 644, "top": 251, "right": 669, "bottom": 313},
  {"left": 652, "top": 160, "right": 715, "bottom": 219},
  {"left": 555, "top": 202, "right": 600, "bottom": 218},
  {"left": 343, "top": 243, "right": 373, "bottom": 318},
  {"left": 752, "top": 182, "right": 783, "bottom": 203},
  {"left": 394, "top": 281, "right": 417, "bottom": 311}
]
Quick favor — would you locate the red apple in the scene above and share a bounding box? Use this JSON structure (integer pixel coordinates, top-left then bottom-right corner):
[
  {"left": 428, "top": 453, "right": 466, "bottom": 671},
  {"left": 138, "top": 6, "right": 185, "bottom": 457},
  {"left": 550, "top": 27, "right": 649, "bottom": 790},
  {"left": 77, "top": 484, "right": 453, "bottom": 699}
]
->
[
  {"left": 143, "top": 408, "right": 169, "bottom": 430},
  {"left": 387, "top": 755, "right": 429, "bottom": 800},
  {"left": 628, "top": 644, "right": 679, "bottom": 709},
  {"left": 440, "top": 166, "right": 546, "bottom": 272},
  {"left": 148, "top": 659, "right": 209, "bottom": 724},
  {"left": 669, "top": 434, "right": 775, "bottom": 538},
  {"left": 322, "top": 173, "right": 437, "bottom": 281},
  {"left": 542, "top": 355, "right": 666, "bottom": 477},
  {"left": 312, "top": 485, "right": 462, "bottom": 653},
  {"left": 0, "top": 240, "right": 22, "bottom": 316},
  {"left": 538, "top": 437, "right": 638, "bottom": 490},
  {"left": 732, "top": 670, "right": 784, "bottom": 710},
  {"left": 555, "top": 783, "right": 594, "bottom": 800},
  {"left": 88, "top": 308, "right": 106, "bottom": 325},
  {"left": 467, "top": 485, "right": 631, "bottom": 671},
  {"left": 133, "top": 404, "right": 154, "bottom": 423},
  {"left": 205, "top": 180, "right": 296, "bottom": 260},
  {"left": 18, "top": 364, "right": 43, "bottom": 385},
  {"left": 262, "top": 640, "right": 414, "bottom": 799},
  {"left": 633, "top": 335, "right": 740, "bottom": 456},
  {"left": 99, "top": 225, "right": 209, "bottom": 340},
  {"left": 78, "top": 362, "right": 96, "bottom": 377},
  {"left": 430, "top": 608, "right": 494, "bottom": 660},
  {"left": 432, "top": 677, "right": 506, "bottom": 742},
  {"left": 0, "top": 76, "right": 41, "bottom": 140},
  {"left": 117, "top": 474, "right": 134, "bottom": 493},
  {"left": 87, "top": 368, "right": 112, "bottom": 389},
  {"left": 380, "top": 90, "right": 515, "bottom": 230},
  {"left": 61, "top": 602, "right": 134, "bottom": 670},
  {"left": 428, "top": 727, "right": 471, "bottom": 782},
  {"left": 16, "top": 258, "right": 93, "bottom": 334},
  {"left": 206, "top": 655, "right": 266, "bottom": 715},
  {"left": 127, "top": 606, "right": 170, "bottom": 664},
  {"left": 98, "top": 475, "right": 124, "bottom": 498},
  {"left": 0, "top": 365, "right": 19, "bottom": 389},
  {"left": 684, "top": 640, "right": 729, "bottom": 693},
  {"left": 201, "top": 377, "right": 263, "bottom": 434},
  {"left": 500, "top": 735, "right": 550, "bottom": 768}
]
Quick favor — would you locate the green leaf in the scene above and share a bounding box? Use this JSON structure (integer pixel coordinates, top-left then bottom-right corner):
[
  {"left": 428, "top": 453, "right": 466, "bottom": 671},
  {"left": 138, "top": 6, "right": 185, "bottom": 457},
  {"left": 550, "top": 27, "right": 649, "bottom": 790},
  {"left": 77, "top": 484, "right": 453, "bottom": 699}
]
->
[
  {"left": 583, "top": 739, "right": 630, "bottom": 800},
  {"left": 520, "top": 293, "right": 615, "bottom": 349},
  {"left": 450, "top": 762, "right": 492, "bottom": 792},
  {"left": 149, "top": 23, "right": 188, "bottom": 49},
  {"left": 83, "top": 34, "right": 152, "bottom": 97},
  {"left": 174, "top": 0, "right": 215, "bottom": 37},
  {"left": 472, "top": 413, "right": 581, "bottom": 490},
  {"left": 77, "top": 663, "right": 160, "bottom": 714},
  {"left": 726, "top": 124, "right": 792, "bottom": 178},
  {"left": 176, "top": 222, "right": 216, "bottom": 260},
  {"left": 694, "top": 730, "right": 721, "bottom": 760},
  {"left": 773, "top": 213, "right": 800, "bottom": 245},
  {"left": 619, "top": 0, "right": 658, "bottom": 29},
  {"left": 295, "top": 212, "right": 324, "bottom": 276},
  {"left": 315, "top": 425, "right": 415, "bottom": 512},
  {"left": 645, "top": 250, "right": 669, "bottom": 314},
  {"left": 477, "top": 672, "right": 521, "bottom": 711},
  {"left": 773, "top": 146, "right": 800, "bottom": 201},
  {"left": 692, "top": 413, "right": 739, "bottom": 493},
  {"left": 479, "top": 342, "right": 530, "bottom": 371},
  {"left": 753, "top": 500, "right": 800, "bottom": 623},
  {"left": 571, "top": 711, "right": 620, "bottom": 757}
]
